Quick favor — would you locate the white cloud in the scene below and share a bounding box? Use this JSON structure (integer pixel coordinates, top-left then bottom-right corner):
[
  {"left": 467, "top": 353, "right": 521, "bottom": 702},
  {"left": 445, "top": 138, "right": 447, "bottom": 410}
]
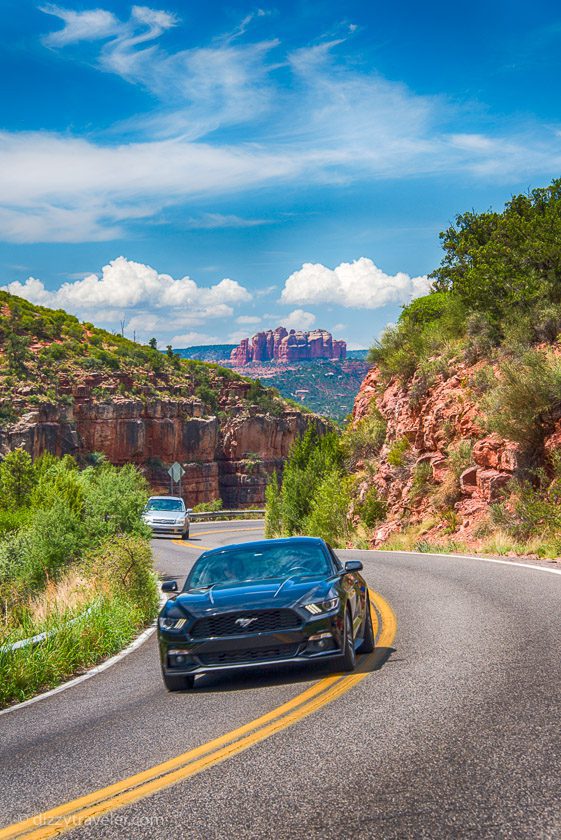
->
[
  {"left": 40, "top": 4, "right": 121, "bottom": 46},
  {"left": 187, "top": 214, "right": 268, "bottom": 229},
  {"left": 1, "top": 257, "right": 251, "bottom": 343},
  {"left": 284, "top": 308, "right": 316, "bottom": 330},
  {"left": 0, "top": 9, "right": 557, "bottom": 244},
  {"left": 236, "top": 315, "right": 262, "bottom": 325},
  {"left": 170, "top": 331, "right": 221, "bottom": 347},
  {"left": 281, "top": 258, "right": 430, "bottom": 309},
  {"left": 0, "top": 131, "right": 302, "bottom": 242},
  {"left": 3, "top": 256, "right": 251, "bottom": 310}
]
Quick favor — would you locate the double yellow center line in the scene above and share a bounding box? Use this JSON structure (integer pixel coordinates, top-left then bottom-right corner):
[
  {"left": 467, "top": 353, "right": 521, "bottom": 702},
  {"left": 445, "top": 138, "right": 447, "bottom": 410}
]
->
[{"left": 1, "top": 589, "right": 396, "bottom": 840}]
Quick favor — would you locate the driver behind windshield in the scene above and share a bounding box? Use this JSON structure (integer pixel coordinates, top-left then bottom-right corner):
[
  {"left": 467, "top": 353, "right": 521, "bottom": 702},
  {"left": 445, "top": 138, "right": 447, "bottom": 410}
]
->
[{"left": 187, "top": 544, "right": 329, "bottom": 589}]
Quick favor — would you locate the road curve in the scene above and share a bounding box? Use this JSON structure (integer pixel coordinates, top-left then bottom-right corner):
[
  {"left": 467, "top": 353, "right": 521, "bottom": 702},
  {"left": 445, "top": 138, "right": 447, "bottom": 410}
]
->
[{"left": 1, "top": 521, "right": 560, "bottom": 839}]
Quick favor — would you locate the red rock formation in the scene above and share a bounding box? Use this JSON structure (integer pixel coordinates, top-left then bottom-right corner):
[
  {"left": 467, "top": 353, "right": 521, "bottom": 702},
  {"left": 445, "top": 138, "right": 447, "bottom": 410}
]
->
[
  {"left": 230, "top": 327, "right": 346, "bottom": 364},
  {"left": 351, "top": 360, "right": 540, "bottom": 549}
]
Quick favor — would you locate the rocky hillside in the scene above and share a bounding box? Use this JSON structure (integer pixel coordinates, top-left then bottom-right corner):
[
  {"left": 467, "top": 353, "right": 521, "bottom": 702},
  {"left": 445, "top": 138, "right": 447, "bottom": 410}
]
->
[
  {"left": 351, "top": 364, "right": 525, "bottom": 549},
  {"left": 0, "top": 292, "right": 325, "bottom": 507}
]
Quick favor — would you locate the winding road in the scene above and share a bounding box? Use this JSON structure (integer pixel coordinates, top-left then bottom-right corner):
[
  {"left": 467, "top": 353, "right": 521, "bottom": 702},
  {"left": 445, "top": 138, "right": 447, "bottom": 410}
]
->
[{"left": 1, "top": 521, "right": 560, "bottom": 839}]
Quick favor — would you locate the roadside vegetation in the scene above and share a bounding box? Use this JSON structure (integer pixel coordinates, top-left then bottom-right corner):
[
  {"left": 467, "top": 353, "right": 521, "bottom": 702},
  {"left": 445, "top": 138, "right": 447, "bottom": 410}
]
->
[
  {"left": 267, "top": 180, "right": 561, "bottom": 559},
  {"left": 0, "top": 449, "right": 158, "bottom": 709}
]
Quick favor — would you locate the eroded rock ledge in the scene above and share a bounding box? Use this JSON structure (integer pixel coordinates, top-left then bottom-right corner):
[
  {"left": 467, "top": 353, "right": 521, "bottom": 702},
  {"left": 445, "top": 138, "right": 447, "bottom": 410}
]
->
[{"left": 0, "top": 393, "right": 325, "bottom": 507}]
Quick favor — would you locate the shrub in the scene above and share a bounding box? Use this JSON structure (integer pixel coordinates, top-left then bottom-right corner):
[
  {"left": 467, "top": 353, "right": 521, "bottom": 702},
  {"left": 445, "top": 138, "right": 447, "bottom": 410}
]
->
[
  {"left": 356, "top": 486, "right": 387, "bottom": 528},
  {"left": 433, "top": 439, "right": 473, "bottom": 511},
  {"left": 410, "top": 461, "right": 433, "bottom": 501},
  {"left": 342, "top": 406, "right": 387, "bottom": 469},
  {"left": 368, "top": 293, "right": 466, "bottom": 382},
  {"left": 491, "top": 458, "right": 561, "bottom": 542},
  {"left": 387, "top": 437, "right": 410, "bottom": 468},
  {"left": 484, "top": 350, "right": 561, "bottom": 462},
  {"left": 195, "top": 384, "right": 220, "bottom": 415},
  {"left": 193, "top": 499, "right": 223, "bottom": 512}
]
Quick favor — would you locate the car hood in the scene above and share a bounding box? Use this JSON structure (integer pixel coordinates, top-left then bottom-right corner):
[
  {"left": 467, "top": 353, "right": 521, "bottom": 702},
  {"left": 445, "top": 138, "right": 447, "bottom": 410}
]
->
[
  {"left": 144, "top": 511, "right": 183, "bottom": 520},
  {"left": 169, "top": 576, "right": 338, "bottom": 616}
]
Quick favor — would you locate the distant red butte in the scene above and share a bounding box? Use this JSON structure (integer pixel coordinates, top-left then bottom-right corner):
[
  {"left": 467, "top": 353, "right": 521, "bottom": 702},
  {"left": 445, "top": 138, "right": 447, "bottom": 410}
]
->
[{"left": 230, "top": 327, "right": 347, "bottom": 365}]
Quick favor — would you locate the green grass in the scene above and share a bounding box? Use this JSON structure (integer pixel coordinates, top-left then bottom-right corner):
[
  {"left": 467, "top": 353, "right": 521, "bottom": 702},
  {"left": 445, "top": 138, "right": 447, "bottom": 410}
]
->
[{"left": 0, "top": 593, "right": 156, "bottom": 708}]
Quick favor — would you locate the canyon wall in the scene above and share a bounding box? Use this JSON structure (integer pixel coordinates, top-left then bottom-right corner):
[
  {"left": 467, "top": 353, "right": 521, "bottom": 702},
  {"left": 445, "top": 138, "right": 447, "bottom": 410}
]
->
[
  {"left": 0, "top": 389, "right": 325, "bottom": 508},
  {"left": 231, "top": 327, "right": 346, "bottom": 364}
]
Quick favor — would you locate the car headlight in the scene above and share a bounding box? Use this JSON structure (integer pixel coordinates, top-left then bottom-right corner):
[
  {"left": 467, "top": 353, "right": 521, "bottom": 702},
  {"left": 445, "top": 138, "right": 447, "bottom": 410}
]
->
[
  {"left": 174, "top": 517, "right": 185, "bottom": 524},
  {"left": 159, "top": 616, "right": 187, "bottom": 631},
  {"left": 304, "top": 597, "right": 340, "bottom": 615}
]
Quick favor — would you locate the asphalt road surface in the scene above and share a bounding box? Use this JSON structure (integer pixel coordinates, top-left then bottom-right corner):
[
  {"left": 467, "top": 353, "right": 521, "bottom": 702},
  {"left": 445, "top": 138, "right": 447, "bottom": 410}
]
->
[{"left": 1, "top": 521, "right": 560, "bottom": 840}]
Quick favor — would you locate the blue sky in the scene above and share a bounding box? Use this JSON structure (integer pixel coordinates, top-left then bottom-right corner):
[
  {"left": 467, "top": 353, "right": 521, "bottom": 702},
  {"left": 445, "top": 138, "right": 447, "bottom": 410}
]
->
[{"left": 1, "top": 0, "right": 561, "bottom": 348}]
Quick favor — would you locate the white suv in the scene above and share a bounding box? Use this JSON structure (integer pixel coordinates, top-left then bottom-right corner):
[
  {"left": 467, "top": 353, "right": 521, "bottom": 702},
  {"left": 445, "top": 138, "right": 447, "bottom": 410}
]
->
[{"left": 142, "top": 496, "right": 190, "bottom": 539}]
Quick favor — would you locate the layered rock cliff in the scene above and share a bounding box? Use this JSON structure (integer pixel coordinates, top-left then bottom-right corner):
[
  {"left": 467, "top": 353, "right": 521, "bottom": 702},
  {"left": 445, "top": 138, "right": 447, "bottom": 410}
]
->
[
  {"left": 231, "top": 327, "right": 346, "bottom": 364},
  {"left": 0, "top": 291, "right": 326, "bottom": 507}
]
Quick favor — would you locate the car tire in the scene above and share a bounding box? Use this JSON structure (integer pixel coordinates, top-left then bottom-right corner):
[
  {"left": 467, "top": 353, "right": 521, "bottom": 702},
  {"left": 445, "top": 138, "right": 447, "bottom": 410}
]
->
[
  {"left": 337, "top": 609, "right": 356, "bottom": 673},
  {"left": 163, "top": 673, "right": 195, "bottom": 691},
  {"left": 181, "top": 529, "right": 190, "bottom": 540},
  {"left": 358, "top": 595, "right": 375, "bottom": 654}
]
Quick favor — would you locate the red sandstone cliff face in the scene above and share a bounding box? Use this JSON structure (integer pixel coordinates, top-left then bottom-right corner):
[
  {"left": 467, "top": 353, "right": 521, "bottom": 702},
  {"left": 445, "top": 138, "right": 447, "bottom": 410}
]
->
[
  {"left": 351, "top": 363, "right": 544, "bottom": 548},
  {"left": 230, "top": 327, "right": 346, "bottom": 364},
  {"left": 0, "top": 386, "right": 325, "bottom": 508}
]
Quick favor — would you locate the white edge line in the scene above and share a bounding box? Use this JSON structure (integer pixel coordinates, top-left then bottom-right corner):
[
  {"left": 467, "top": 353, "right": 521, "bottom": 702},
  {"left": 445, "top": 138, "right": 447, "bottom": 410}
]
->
[
  {"left": 0, "top": 595, "right": 167, "bottom": 718},
  {"left": 343, "top": 548, "right": 561, "bottom": 576}
]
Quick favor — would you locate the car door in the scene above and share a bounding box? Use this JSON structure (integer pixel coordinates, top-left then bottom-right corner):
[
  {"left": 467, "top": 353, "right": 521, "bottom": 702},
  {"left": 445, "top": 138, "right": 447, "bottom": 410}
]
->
[{"left": 328, "top": 545, "right": 363, "bottom": 634}]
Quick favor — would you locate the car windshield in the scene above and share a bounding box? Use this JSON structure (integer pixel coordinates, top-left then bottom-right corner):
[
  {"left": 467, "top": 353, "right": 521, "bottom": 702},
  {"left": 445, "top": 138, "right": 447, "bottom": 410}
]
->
[
  {"left": 145, "top": 499, "right": 184, "bottom": 512},
  {"left": 186, "top": 543, "right": 331, "bottom": 588}
]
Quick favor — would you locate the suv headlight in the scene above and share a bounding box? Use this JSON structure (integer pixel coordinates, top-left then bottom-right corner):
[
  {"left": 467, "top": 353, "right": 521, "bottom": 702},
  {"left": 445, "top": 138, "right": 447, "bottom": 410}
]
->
[
  {"left": 304, "top": 598, "right": 340, "bottom": 615},
  {"left": 159, "top": 616, "right": 187, "bottom": 631},
  {"left": 174, "top": 516, "right": 185, "bottom": 524}
]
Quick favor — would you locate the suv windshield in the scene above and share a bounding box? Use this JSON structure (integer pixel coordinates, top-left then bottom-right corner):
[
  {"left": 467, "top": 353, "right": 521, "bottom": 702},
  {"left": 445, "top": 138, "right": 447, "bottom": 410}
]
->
[
  {"left": 146, "top": 499, "right": 184, "bottom": 512},
  {"left": 186, "top": 543, "right": 331, "bottom": 588}
]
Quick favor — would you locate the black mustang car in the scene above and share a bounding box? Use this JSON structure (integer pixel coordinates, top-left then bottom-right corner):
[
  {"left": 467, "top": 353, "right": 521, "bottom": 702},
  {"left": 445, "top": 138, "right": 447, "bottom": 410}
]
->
[{"left": 158, "top": 536, "right": 374, "bottom": 690}]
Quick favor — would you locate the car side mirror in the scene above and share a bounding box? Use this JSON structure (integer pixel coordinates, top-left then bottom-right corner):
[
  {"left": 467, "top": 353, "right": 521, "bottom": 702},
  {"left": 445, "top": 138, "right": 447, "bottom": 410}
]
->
[
  {"left": 186, "top": 508, "right": 193, "bottom": 513},
  {"left": 161, "top": 580, "right": 178, "bottom": 593},
  {"left": 344, "top": 560, "right": 363, "bottom": 573}
]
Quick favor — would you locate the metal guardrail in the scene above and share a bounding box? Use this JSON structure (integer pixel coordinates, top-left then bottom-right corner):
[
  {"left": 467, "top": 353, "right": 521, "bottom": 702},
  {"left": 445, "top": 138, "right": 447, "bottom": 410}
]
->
[
  {"left": 0, "top": 602, "right": 98, "bottom": 655},
  {"left": 189, "top": 509, "right": 265, "bottom": 521}
]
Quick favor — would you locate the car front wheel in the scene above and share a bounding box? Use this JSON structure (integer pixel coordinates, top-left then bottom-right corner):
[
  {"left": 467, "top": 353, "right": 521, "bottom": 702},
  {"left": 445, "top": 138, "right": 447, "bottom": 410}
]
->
[
  {"left": 337, "top": 610, "right": 356, "bottom": 673},
  {"left": 358, "top": 595, "right": 375, "bottom": 654},
  {"left": 163, "top": 672, "right": 195, "bottom": 691}
]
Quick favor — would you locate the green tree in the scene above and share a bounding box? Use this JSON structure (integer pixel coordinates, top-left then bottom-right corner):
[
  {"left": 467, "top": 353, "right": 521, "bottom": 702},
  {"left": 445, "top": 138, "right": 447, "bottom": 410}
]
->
[
  {"left": 264, "top": 472, "right": 282, "bottom": 537},
  {"left": 4, "top": 330, "right": 31, "bottom": 375},
  {"left": 0, "top": 448, "right": 35, "bottom": 508},
  {"left": 304, "top": 469, "right": 351, "bottom": 547},
  {"left": 148, "top": 337, "right": 158, "bottom": 350},
  {"left": 431, "top": 180, "right": 561, "bottom": 323},
  {"left": 272, "top": 428, "right": 343, "bottom": 535}
]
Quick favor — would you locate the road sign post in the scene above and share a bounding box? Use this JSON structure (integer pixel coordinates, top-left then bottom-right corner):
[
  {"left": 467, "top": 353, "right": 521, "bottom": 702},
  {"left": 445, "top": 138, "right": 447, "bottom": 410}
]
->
[{"left": 167, "top": 462, "right": 185, "bottom": 497}]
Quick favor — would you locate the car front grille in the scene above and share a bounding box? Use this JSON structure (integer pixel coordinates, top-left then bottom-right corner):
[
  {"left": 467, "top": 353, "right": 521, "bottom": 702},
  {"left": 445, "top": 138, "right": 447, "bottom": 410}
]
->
[
  {"left": 198, "top": 644, "right": 300, "bottom": 666},
  {"left": 190, "top": 609, "right": 301, "bottom": 639}
]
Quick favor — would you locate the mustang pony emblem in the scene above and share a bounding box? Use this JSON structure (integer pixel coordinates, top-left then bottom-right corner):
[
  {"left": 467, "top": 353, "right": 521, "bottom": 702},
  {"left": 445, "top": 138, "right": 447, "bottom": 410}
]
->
[{"left": 235, "top": 617, "right": 259, "bottom": 628}]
